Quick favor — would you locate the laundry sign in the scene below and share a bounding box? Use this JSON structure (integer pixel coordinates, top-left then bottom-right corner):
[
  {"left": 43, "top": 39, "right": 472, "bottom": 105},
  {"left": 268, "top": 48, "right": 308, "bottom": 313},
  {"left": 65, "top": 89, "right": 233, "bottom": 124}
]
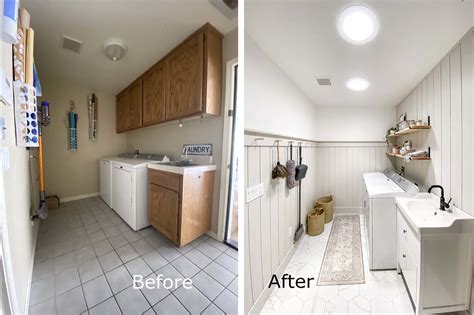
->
[{"left": 182, "top": 144, "right": 213, "bottom": 156}]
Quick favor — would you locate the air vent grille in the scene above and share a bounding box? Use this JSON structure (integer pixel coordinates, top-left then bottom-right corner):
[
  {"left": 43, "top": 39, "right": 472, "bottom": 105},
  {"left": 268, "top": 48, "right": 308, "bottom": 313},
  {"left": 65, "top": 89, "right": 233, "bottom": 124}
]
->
[
  {"left": 61, "top": 35, "right": 83, "bottom": 53},
  {"left": 316, "top": 78, "right": 332, "bottom": 86},
  {"left": 209, "top": 0, "right": 237, "bottom": 19}
]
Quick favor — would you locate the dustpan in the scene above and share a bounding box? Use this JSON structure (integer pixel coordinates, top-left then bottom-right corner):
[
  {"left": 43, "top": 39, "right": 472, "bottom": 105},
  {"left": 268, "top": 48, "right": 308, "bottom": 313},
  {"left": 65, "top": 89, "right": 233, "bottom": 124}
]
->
[{"left": 272, "top": 141, "right": 289, "bottom": 179}]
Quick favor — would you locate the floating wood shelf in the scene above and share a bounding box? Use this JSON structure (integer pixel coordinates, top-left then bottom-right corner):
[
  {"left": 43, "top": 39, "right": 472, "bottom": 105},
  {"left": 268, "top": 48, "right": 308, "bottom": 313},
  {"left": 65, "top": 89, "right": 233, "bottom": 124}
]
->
[
  {"left": 385, "top": 152, "right": 431, "bottom": 160},
  {"left": 386, "top": 125, "right": 431, "bottom": 139}
]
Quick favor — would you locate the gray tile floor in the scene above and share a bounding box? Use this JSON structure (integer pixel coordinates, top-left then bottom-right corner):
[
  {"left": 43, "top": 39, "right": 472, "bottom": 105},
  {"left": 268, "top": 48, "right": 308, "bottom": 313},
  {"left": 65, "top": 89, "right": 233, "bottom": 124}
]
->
[{"left": 29, "top": 197, "right": 238, "bottom": 315}]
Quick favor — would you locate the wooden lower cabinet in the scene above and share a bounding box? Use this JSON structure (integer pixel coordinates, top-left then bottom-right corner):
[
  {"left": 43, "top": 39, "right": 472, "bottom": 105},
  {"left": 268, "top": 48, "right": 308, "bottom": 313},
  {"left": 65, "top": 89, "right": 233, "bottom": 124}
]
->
[{"left": 148, "top": 169, "right": 214, "bottom": 247}]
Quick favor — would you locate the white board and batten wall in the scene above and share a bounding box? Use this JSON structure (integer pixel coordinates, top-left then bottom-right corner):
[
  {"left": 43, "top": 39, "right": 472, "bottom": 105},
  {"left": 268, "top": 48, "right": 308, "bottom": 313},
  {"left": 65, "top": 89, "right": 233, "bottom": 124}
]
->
[
  {"left": 244, "top": 135, "right": 391, "bottom": 313},
  {"left": 395, "top": 28, "right": 474, "bottom": 216}
]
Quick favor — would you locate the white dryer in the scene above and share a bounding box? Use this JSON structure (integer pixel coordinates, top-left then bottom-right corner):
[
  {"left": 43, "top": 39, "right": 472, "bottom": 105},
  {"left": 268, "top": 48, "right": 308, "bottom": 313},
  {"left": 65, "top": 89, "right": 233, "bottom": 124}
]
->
[
  {"left": 100, "top": 154, "right": 169, "bottom": 230},
  {"left": 363, "top": 169, "right": 419, "bottom": 270}
]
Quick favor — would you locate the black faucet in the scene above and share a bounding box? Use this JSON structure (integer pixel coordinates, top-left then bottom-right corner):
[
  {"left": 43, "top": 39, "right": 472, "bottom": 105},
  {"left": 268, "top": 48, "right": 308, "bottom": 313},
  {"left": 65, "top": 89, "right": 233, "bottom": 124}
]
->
[{"left": 428, "top": 185, "right": 452, "bottom": 211}]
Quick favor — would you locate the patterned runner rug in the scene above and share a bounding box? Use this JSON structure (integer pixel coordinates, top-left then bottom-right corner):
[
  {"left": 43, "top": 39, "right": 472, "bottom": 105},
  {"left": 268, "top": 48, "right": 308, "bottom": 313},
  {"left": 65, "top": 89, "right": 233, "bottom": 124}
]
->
[{"left": 317, "top": 215, "right": 365, "bottom": 285}]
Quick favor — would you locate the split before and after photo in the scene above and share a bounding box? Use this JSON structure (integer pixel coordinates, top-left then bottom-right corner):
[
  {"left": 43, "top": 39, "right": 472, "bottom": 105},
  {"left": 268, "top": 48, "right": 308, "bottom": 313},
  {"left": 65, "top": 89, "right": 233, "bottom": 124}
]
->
[{"left": 0, "top": 0, "right": 474, "bottom": 314}]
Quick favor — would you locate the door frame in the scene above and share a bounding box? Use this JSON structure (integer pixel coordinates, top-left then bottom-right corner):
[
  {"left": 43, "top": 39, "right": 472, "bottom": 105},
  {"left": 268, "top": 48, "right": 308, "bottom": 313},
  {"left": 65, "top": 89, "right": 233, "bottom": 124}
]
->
[{"left": 217, "top": 58, "right": 238, "bottom": 242}]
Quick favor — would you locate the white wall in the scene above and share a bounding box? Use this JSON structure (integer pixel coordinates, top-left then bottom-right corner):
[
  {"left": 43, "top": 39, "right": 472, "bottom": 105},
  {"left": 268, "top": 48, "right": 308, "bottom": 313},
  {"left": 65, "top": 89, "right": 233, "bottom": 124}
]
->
[
  {"left": 0, "top": 99, "right": 39, "bottom": 313},
  {"left": 245, "top": 33, "right": 394, "bottom": 142},
  {"left": 245, "top": 34, "right": 319, "bottom": 140},
  {"left": 314, "top": 106, "right": 394, "bottom": 142},
  {"left": 126, "top": 28, "right": 237, "bottom": 234},
  {"left": 394, "top": 29, "right": 474, "bottom": 215}
]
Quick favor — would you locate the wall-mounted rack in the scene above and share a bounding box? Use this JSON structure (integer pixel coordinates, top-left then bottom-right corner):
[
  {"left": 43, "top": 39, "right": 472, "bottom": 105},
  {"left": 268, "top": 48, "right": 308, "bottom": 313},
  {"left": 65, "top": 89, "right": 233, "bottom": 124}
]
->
[{"left": 386, "top": 125, "right": 431, "bottom": 138}]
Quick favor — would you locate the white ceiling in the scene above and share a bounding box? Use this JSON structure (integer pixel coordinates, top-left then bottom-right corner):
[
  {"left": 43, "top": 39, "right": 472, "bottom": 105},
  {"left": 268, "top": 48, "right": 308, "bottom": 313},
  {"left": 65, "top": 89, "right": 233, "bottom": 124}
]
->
[
  {"left": 246, "top": 0, "right": 474, "bottom": 107},
  {"left": 23, "top": 0, "right": 237, "bottom": 94}
]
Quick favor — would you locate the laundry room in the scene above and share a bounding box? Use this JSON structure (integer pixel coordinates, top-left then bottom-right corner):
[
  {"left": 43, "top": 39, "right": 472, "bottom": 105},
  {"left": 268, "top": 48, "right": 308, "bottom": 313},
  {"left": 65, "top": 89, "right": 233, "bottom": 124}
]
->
[
  {"left": 244, "top": 1, "right": 474, "bottom": 314},
  {"left": 0, "top": 0, "right": 238, "bottom": 314}
]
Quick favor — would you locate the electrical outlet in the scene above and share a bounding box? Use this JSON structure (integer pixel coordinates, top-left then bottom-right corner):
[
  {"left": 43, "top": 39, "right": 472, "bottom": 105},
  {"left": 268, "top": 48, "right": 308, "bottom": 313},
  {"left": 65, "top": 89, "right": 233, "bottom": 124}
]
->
[{"left": 246, "top": 183, "right": 264, "bottom": 203}]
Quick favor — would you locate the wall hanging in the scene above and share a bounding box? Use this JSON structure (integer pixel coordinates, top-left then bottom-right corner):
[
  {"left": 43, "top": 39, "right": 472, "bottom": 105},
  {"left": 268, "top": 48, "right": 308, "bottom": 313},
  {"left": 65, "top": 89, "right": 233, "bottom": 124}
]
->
[
  {"left": 67, "top": 100, "right": 78, "bottom": 151},
  {"left": 13, "top": 81, "right": 38, "bottom": 147},
  {"left": 88, "top": 93, "right": 97, "bottom": 141}
]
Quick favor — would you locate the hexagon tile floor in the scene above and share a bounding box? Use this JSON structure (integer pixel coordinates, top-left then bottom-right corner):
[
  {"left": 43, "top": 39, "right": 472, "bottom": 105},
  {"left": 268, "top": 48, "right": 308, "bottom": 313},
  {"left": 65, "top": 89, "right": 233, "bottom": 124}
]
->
[
  {"left": 29, "top": 197, "right": 238, "bottom": 315},
  {"left": 260, "top": 215, "right": 415, "bottom": 314}
]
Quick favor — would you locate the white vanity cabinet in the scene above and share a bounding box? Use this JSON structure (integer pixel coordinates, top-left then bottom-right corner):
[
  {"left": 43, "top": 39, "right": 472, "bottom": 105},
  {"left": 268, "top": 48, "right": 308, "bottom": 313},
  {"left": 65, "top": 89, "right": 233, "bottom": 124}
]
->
[{"left": 396, "top": 208, "right": 472, "bottom": 314}]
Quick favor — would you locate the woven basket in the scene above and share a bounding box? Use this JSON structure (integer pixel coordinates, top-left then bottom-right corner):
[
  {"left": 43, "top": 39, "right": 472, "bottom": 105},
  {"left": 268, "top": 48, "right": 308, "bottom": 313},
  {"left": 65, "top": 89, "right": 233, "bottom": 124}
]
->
[
  {"left": 316, "top": 195, "right": 333, "bottom": 223},
  {"left": 307, "top": 207, "right": 324, "bottom": 236}
]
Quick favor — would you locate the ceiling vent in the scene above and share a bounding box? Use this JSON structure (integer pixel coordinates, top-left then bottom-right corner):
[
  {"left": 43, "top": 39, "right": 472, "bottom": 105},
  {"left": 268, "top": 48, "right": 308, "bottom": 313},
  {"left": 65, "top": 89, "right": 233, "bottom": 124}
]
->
[
  {"left": 209, "top": 0, "right": 237, "bottom": 19},
  {"left": 61, "top": 35, "right": 83, "bottom": 53},
  {"left": 316, "top": 78, "right": 332, "bottom": 86}
]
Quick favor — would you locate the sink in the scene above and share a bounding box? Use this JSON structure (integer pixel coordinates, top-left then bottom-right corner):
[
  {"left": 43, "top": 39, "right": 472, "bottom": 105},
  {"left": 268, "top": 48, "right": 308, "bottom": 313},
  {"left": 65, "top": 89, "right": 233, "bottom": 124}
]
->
[
  {"left": 396, "top": 193, "right": 474, "bottom": 234},
  {"left": 160, "top": 160, "right": 199, "bottom": 167}
]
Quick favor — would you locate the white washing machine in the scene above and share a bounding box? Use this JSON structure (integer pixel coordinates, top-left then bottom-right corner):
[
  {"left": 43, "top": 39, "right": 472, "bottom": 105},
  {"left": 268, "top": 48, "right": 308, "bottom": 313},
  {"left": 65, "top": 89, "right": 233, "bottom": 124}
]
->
[
  {"left": 362, "top": 169, "right": 419, "bottom": 270},
  {"left": 100, "top": 154, "right": 169, "bottom": 230}
]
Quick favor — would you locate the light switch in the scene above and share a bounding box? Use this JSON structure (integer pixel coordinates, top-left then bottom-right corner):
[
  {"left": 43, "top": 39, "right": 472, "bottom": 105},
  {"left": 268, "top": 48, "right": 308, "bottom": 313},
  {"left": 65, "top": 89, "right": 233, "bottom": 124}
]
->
[{"left": 246, "top": 183, "right": 264, "bottom": 203}]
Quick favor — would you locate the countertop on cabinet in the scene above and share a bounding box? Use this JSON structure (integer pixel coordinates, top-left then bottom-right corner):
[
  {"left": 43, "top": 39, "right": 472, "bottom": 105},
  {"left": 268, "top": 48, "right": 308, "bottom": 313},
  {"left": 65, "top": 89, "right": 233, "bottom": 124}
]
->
[{"left": 147, "top": 163, "right": 216, "bottom": 175}]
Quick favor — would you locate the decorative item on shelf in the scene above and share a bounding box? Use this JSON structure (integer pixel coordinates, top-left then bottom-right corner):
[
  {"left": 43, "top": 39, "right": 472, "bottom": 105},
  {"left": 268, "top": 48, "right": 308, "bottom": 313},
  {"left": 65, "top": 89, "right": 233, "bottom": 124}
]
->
[
  {"left": 67, "top": 100, "right": 78, "bottom": 151},
  {"left": 87, "top": 93, "right": 98, "bottom": 141},
  {"left": 392, "top": 145, "right": 400, "bottom": 154},
  {"left": 13, "top": 81, "right": 38, "bottom": 147}
]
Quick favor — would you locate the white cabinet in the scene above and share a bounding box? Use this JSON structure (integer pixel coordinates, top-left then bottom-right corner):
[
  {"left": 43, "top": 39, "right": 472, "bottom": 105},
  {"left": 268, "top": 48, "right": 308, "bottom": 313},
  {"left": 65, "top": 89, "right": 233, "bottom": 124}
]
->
[
  {"left": 99, "top": 159, "right": 112, "bottom": 207},
  {"left": 397, "top": 208, "right": 472, "bottom": 314}
]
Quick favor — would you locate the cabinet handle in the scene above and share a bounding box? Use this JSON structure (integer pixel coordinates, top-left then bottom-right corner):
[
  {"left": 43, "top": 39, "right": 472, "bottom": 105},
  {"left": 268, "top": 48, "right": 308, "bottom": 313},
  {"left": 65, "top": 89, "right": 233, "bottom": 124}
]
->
[
  {"left": 403, "top": 229, "right": 407, "bottom": 233},
  {"left": 402, "top": 254, "right": 406, "bottom": 258}
]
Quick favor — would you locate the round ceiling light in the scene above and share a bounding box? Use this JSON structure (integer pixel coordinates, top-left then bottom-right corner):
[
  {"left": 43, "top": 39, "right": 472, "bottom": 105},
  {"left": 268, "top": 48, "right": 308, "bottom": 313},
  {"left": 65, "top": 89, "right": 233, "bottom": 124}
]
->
[
  {"left": 103, "top": 39, "right": 127, "bottom": 61},
  {"left": 346, "top": 78, "right": 370, "bottom": 91},
  {"left": 337, "top": 5, "right": 379, "bottom": 44}
]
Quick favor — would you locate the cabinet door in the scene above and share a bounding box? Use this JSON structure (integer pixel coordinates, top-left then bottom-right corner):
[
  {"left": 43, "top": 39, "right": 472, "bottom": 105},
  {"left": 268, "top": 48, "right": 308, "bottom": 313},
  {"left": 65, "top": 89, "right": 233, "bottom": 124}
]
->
[
  {"left": 149, "top": 183, "right": 179, "bottom": 243},
  {"left": 143, "top": 61, "right": 167, "bottom": 126},
  {"left": 116, "top": 91, "right": 129, "bottom": 133},
  {"left": 128, "top": 79, "right": 143, "bottom": 129},
  {"left": 112, "top": 166, "right": 134, "bottom": 227},
  {"left": 166, "top": 32, "right": 204, "bottom": 120}
]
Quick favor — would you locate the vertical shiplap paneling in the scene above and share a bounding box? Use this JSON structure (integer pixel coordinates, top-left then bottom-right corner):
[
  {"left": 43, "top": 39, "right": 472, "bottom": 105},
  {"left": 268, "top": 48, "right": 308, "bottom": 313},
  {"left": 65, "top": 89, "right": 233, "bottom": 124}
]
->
[
  {"left": 433, "top": 64, "right": 443, "bottom": 185},
  {"left": 441, "top": 56, "right": 451, "bottom": 197},
  {"left": 461, "top": 32, "right": 473, "bottom": 214},
  {"left": 269, "top": 146, "right": 279, "bottom": 272},
  {"left": 247, "top": 146, "right": 263, "bottom": 299},
  {"left": 394, "top": 31, "right": 474, "bottom": 216},
  {"left": 244, "top": 147, "right": 253, "bottom": 313},
  {"left": 260, "top": 146, "right": 272, "bottom": 284},
  {"left": 450, "top": 45, "right": 463, "bottom": 207}
]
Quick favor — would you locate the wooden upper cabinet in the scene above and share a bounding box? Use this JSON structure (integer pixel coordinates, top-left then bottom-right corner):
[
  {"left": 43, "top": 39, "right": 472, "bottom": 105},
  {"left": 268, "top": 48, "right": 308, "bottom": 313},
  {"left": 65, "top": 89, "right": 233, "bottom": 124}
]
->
[
  {"left": 115, "top": 23, "right": 223, "bottom": 133},
  {"left": 128, "top": 79, "right": 143, "bottom": 130},
  {"left": 116, "top": 91, "right": 129, "bottom": 133},
  {"left": 166, "top": 32, "right": 204, "bottom": 120},
  {"left": 143, "top": 61, "right": 167, "bottom": 126}
]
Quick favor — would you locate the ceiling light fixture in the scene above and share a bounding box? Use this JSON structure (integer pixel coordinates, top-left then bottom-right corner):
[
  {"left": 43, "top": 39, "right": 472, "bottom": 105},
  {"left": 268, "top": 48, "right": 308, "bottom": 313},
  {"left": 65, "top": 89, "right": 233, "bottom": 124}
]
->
[
  {"left": 346, "top": 78, "right": 370, "bottom": 91},
  {"left": 103, "top": 39, "right": 127, "bottom": 61},
  {"left": 337, "top": 5, "right": 379, "bottom": 44}
]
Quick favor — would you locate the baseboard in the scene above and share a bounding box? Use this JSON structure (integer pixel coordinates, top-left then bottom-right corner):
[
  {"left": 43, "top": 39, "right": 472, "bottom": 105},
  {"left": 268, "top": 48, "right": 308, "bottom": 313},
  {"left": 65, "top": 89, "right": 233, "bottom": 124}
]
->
[
  {"left": 248, "top": 240, "right": 300, "bottom": 314},
  {"left": 60, "top": 192, "right": 100, "bottom": 203},
  {"left": 206, "top": 230, "right": 219, "bottom": 241},
  {"left": 24, "top": 220, "right": 40, "bottom": 314},
  {"left": 334, "top": 207, "right": 363, "bottom": 215}
]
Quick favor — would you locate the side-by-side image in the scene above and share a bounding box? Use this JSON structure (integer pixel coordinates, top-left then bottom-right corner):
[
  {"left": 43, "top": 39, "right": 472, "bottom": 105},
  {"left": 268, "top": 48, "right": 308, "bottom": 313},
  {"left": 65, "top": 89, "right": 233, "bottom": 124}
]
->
[
  {"left": 2, "top": 0, "right": 474, "bottom": 314},
  {"left": 244, "top": 1, "right": 474, "bottom": 314},
  {"left": 0, "top": 0, "right": 237, "bottom": 314}
]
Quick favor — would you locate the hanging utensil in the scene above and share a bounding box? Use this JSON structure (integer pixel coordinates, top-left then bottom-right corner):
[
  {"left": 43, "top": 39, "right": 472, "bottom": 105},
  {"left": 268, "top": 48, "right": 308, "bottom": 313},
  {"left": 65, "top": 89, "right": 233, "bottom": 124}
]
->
[
  {"left": 286, "top": 142, "right": 296, "bottom": 189},
  {"left": 272, "top": 140, "right": 289, "bottom": 179}
]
